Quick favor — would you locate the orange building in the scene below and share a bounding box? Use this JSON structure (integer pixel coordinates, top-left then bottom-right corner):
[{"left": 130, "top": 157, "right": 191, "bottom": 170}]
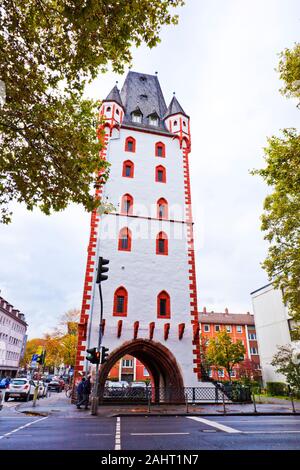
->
[
  {"left": 108, "top": 354, "right": 151, "bottom": 383},
  {"left": 199, "top": 308, "right": 261, "bottom": 382}
]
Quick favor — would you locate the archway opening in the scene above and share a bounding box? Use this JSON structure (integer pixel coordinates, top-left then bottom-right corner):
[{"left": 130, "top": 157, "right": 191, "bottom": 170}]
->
[{"left": 98, "top": 339, "right": 184, "bottom": 404}]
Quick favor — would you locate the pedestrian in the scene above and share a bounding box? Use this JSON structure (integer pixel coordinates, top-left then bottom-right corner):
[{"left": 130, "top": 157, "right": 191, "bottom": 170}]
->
[
  {"left": 82, "top": 376, "right": 92, "bottom": 410},
  {"left": 76, "top": 377, "right": 86, "bottom": 409}
]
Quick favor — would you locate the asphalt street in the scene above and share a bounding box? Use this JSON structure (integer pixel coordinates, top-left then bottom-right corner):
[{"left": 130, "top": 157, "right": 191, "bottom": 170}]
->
[{"left": 0, "top": 412, "right": 300, "bottom": 450}]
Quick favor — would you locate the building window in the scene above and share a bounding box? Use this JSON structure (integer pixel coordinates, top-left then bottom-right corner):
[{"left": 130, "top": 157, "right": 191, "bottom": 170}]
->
[
  {"left": 218, "top": 369, "right": 224, "bottom": 378},
  {"left": 106, "top": 106, "right": 111, "bottom": 112},
  {"left": 208, "top": 369, "right": 213, "bottom": 378},
  {"left": 149, "top": 115, "right": 159, "bottom": 126},
  {"left": 236, "top": 325, "right": 242, "bottom": 333},
  {"left": 121, "top": 194, "right": 133, "bottom": 215},
  {"left": 125, "top": 136, "right": 136, "bottom": 152},
  {"left": 155, "top": 142, "right": 166, "bottom": 158},
  {"left": 122, "top": 359, "right": 133, "bottom": 368},
  {"left": 118, "top": 227, "right": 132, "bottom": 252},
  {"left": 143, "top": 367, "right": 150, "bottom": 377},
  {"left": 174, "top": 120, "right": 178, "bottom": 126},
  {"left": 131, "top": 110, "right": 142, "bottom": 123},
  {"left": 230, "top": 370, "right": 236, "bottom": 378},
  {"left": 204, "top": 324, "right": 210, "bottom": 332},
  {"left": 250, "top": 347, "right": 258, "bottom": 355},
  {"left": 215, "top": 325, "right": 220, "bottom": 332},
  {"left": 226, "top": 325, "right": 232, "bottom": 333},
  {"left": 155, "top": 165, "right": 166, "bottom": 183},
  {"left": 113, "top": 287, "right": 128, "bottom": 317},
  {"left": 248, "top": 333, "right": 256, "bottom": 340},
  {"left": 156, "top": 231, "right": 168, "bottom": 255},
  {"left": 122, "top": 160, "right": 134, "bottom": 178},
  {"left": 157, "top": 198, "right": 168, "bottom": 219},
  {"left": 157, "top": 291, "right": 171, "bottom": 319}
]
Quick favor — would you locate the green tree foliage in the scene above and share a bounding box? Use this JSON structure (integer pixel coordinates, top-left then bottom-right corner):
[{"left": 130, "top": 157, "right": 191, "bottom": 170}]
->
[
  {"left": 252, "top": 43, "right": 300, "bottom": 327},
  {"left": 271, "top": 344, "right": 300, "bottom": 394},
  {"left": 206, "top": 330, "right": 246, "bottom": 381},
  {"left": 0, "top": 0, "right": 184, "bottom": 223}
]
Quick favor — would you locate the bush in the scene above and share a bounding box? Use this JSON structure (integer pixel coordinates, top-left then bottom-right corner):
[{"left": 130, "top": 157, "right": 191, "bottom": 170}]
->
[{"left": 266, "top": 382, "right": 288, "bottom": 396}]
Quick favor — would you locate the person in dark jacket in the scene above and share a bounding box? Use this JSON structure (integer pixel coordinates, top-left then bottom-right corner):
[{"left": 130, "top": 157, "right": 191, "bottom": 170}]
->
[
  {"left": 77, "top": 376, "right": 91, "bottom": 409},
  {"left": 76, "top": 377, "right": 86, "bottom": 409}
]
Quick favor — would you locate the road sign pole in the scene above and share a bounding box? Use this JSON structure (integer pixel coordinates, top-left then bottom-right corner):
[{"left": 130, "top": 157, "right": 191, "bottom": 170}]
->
[{"left": 91, "top": 282, "right": 104, "bottom": 416}]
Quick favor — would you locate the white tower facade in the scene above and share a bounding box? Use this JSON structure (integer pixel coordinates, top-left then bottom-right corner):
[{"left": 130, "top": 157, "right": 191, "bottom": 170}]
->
[{"left": 75, "top": 72, "right": 203, "bottom": 394}]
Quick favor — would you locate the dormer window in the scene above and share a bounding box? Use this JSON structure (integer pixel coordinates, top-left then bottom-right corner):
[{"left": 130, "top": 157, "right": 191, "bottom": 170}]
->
[
  {"left": 131, "top": 110, "right": 142, "bottom": 123},
  {"left": 149, "top": 116, "right": 159, "bottom": 126}
]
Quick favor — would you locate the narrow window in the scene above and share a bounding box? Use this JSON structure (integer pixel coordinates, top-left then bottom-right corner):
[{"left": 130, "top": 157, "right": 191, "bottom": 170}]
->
[
  {"left": 157, "top": 198, "right": 168, "bottom": 219},
  {"left": 155, "top": 165, "right": 166, "bottom": 183},
  {"left": 122, "top": 160, "right": 134, "bottom": 178},
  {"left": 125, "top": 136, "right": 136, "bottom": 152},
  {"left": 157, "top": 291, "right": 171, "bottom": 319},
  {"left": 156, "top": 231, "right": 168, "bottom": 255},
  {"left": 113, "top": 287, "right": 128, "bottom": 317},
  {"left": 155, "top": 142, "right": 165, "bottom": 157},
  {"left": 118, "top": 227, "right": 132, "bottom": 252},
  {"left": 121, "top": 194, "right": 133, "bottom": 215}
]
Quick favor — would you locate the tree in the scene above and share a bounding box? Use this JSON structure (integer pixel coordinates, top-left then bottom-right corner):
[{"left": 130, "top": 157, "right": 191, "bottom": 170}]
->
[
  {"left": 252, "top": 43, "right": 300, "bottom": 328},
  {"left": 271, "top": 344, "right": 300, "bottom": 394},
  {"left": 0, "top": 0, "right": 184, "bottom": 223},
  {"left": 20, "top": 338, "right": 45, "bottom": 368},
  {"left": 206, "top": 330, "right": 246, "bottom": 382},
  {"left": 237, "top": 358, "right": 261, "bottom": 385}
]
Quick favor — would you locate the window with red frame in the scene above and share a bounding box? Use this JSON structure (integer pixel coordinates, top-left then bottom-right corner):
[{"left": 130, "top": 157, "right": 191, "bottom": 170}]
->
[
  {"left": 157, "top": 198, "right": 168, "bottom": 219},
  {"left": 155, "top": 165, "right": 166, "bottom": 183},
  {"left": 125, "top": 136, "right": 136, "bottom": 152},
  {"left": 157, "top": 291, "right": 170, "bottom": 318},
  {"left": 118, "top": 227, "right": 132, "bottom": 251},
  {"left": 122, "top": 160, "right": 134, "bottom": 178},
  {"left": 155, "top": 142, "right": 165, "bottom": 157},
  {"left": 156, "top": 231, "right": 168, "bottom": 255},
  {"left": 121, "top": 194, "right": 133, "bottom": 215},
  {"left": 113, "top": 287, "right": 128, "bottom": 316}
]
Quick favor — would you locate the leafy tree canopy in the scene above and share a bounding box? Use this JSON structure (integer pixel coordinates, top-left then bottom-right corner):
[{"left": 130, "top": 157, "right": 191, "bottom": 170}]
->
[
  {"left": 252, "top": 43, "right": 300, "bottom": 327},
  {"left": 0, "top": 0, "right": 184, "bottom": 223},
  {"left": 271, "top": 344, "right": 300, "bottom": 393},
  {"left": 206, "top": 330, "right": 246, "bottom": 381}
]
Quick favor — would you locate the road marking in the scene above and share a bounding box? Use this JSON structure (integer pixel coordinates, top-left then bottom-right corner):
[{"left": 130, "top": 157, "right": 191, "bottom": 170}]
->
[
  {"left": 0, "top": 416, "right": 48, "bottom": 440},
  {"left": 131, "top": 432, "right": 190, "bottom": 436},
  {"left": 85, "top": 433, "right": 112, "bottom": 436},
  {"left": 187, "top": 416, "right": 241, "bottom": 433},
  {"left": 244, "top": 431, "right": 300, "bottom": 434},
  {"left": 115, "top": 417, "right": 121, "bottom": 450}
]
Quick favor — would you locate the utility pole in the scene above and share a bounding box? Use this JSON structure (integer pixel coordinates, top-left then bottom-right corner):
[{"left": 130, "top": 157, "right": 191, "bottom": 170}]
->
[{"left": 90, "top": 257, "right": 109, "bottom": 416}]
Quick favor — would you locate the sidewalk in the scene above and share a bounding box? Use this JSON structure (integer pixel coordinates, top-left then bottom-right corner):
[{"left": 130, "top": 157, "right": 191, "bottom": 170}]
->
[{"left": 12, "top": 393, "right": 300, "bottom": 418}]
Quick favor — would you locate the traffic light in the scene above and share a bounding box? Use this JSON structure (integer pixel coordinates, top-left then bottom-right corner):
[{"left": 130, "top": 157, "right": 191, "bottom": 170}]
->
[
  {"left": 36, "top": 350, "right": 46, "bottom": 365},
  {"left": 96, "top": 257, "right": 109, "bottom": 283},
  {"left": 86, "top": 347, "right": 100, "bottom": 364},
  {"left": 100, "top": 346, "right": 109, "bottom": 364}
]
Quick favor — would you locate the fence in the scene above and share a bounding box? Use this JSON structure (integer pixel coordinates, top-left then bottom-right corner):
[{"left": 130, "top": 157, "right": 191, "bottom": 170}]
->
[{"left": 101, "top": 383, "right": 252, "bottom": 404}]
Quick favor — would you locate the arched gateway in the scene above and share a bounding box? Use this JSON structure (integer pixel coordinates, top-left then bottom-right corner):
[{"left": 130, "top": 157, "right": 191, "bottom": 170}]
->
[{"left": 74, "top": 72, "right": 211, "bottom": 403}]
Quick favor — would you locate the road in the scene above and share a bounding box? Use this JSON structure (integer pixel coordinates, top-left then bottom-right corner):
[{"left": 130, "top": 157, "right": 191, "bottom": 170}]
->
[{"left": 1, "top": 411, "right": 300, "bottom": 450}]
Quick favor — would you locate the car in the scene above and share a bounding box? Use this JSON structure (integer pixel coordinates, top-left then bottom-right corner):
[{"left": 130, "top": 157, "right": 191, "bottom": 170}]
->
[
  {"left": 0, "top": 389, "right": 4, "bottom": 411},
  {"left": 129, "top": 381, "right": 150, "bottom": 399},
  {"left": 48, "top": 379, "right": 63, "bottom": 393},
  {"left": 104, "top": 381, "right": 129, "bottom": 397},
  {"left": 5, "top": 378, "right": 36, "bottom": 401}
]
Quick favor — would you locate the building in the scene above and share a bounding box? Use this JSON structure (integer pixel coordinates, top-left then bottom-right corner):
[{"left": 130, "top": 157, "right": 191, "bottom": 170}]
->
[
  {"left": 75, "top": 71, "right": 206, "bottom": 394},
  {"left": 251, "top": 283, "right": 299, "bottom": 385},
  {"left": 108, "top": 355, "right": 151, "bottom": 383},
  {"left": 199, "top": 308, "right": 261, "bottom": 381},
  {"left": 0, "top": 296, "right": 27, "bottom": 377}
]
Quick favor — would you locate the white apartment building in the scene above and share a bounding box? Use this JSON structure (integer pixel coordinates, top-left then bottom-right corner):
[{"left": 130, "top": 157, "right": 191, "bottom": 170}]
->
[{"left": 0, "top": 296, "right": 27, "bottom": 377}]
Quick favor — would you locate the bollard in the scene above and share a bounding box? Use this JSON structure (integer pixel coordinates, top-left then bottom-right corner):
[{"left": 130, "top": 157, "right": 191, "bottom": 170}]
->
[
  {"left": 148, "top": 392, "right": 151, "bottom": 414},
  {"left": 288, "top": 386, "right": 296, "bottom": 414},
  {"left": 252, "top": 392, "right": 257, "bottom": 413},
  {"left": 32, "top": 385, "right": 39, "bottom": 408},
  {"left": 185, "top": 392, "right": 189, "bottom": 414},
  {"left": 222, "top": 390, "right": 226, "bottom": 415}
]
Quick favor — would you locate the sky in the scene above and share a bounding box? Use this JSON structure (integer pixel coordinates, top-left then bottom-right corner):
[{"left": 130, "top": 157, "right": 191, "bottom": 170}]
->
[{"left": 0, "top": 0, "right": 299, "bottom": 338}]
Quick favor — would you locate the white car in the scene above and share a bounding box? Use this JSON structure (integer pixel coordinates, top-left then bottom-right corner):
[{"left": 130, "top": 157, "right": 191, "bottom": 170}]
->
[
  {"left": 5, "top": 378, "right": 36, "bottom": 401},
  {"left": 0, "top": 389, "right": 4, "bottom": 410}
]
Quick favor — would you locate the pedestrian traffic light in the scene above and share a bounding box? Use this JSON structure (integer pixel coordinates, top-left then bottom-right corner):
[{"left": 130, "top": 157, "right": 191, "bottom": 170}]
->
[
  {"left": 96, "top": 257, "right": 109, "bottom": 283},
  {"left": 86, "top": 347, "right": 100, "bottom": 364},
  {"left": 100, "top": 346, "right": 109, "bottom": 364}
]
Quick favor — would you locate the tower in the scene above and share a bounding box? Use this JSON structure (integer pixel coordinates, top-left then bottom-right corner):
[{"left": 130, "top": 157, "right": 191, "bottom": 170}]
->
[{"left": 75, "top": 71, "right": 204, "bottom": 397}]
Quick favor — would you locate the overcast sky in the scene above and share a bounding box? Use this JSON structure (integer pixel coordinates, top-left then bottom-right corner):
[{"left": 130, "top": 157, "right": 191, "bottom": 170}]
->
[{"left": 0, "top": 0, "right": 299, "bottom": 338}]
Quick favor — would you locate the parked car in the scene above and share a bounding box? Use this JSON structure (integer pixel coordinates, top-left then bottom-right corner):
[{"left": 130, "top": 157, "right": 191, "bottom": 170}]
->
[
  {"left": 0, "top": 389, "right": 4, "bottom": 410},
  {"left": 5, "top": 378, "right": 36, "bottom": 401},
  {"left": 129, "top": 381, "right": 150, "bottom": 399},
  {"left": 48, "top": 378, "right": 63, "bottom": 393},
  {"left": 104, "top": 381, "right": 129, "bottom": 397}
]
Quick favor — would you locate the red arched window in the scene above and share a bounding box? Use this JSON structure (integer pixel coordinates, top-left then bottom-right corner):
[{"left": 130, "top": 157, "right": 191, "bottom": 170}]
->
[
  {"left": 157, "top": 198, "right": 168, "bottom": 219},
  {"left": 113, "top": 287, "right": 128, "bottom": 317},
  {"left": 155, "top": 165, "right": 166, "bottom": 183},
  {"left": 156, "top": 232, "right": 168, "bottom": 255},
  {"left": 122, "top": 160, "right": 134, "bottom": 178},
  {"left": 157, "top": 291, "right": 171, "bottom": 319},
  {"left": 121, "top": 194, "right": 134, "bottom": 215},
  {"left": 118, "top": 227, "right": 132, "bottom": 252},
  {"left": 125, "top": 136, "right": 136, "bottom": 152},
  {"left": 155, "top": 142, "right": 166, "bottom": 157}
]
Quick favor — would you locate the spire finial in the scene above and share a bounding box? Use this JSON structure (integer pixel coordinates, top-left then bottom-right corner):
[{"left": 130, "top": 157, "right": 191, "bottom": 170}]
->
[
  {"left": 155, "top": 71, "right": 158, "bottom": 75},
  {"left": 173, "top": 91, "right": 176, "bottom": 96},
  {"left": 116, "top": 80, "right": 118, "bottom": 85}
]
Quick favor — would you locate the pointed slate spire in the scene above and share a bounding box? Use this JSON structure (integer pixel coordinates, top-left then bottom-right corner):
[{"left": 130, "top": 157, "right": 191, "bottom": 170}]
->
[
  {"left": 164, "top": 95, "right": 188, "bottom": 119},
  {"left": 103, "top": 85, "right": 124, "bottom": 108}
]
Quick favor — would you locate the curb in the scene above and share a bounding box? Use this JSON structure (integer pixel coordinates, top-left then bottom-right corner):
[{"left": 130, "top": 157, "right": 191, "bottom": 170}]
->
[{"left": 113, "top": 412, "right": 300, "bottom": 417}]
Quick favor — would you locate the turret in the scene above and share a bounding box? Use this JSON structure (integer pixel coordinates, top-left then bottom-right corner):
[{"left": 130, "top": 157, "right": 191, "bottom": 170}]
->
[
  {"left": 99, "top": 85, "right": 124, "bottom": 136},
  {"left": 163, "top": 95, "right": 191, "bottom": 150}
]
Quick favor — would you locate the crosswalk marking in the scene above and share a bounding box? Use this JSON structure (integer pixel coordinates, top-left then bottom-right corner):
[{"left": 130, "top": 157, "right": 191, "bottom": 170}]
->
[{"left": 187, "top": 416, "right": 242, "bottom": 433}]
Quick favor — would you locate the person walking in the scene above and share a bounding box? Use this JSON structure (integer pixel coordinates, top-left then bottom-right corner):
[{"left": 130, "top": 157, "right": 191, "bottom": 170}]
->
[
  {"left": 76, "top": 377, "right": 86, "bottom": 409},
  {"left": 82, "top": 376, "right": 92, "bottom": 410}
]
